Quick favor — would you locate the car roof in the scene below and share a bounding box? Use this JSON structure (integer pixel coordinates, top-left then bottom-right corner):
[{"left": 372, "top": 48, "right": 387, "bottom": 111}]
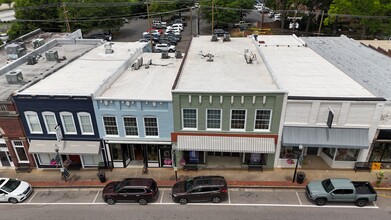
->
[
  {"left": 192, "top": 176, "right": 227, "bottom": 187},
  {"left": 122, "top": 178, "right": 155, "bottom": 188}
]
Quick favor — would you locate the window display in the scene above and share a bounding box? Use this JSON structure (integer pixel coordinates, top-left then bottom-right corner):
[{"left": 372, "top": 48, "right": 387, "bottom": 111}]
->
[
  {"left": 322, "top": 148, "right": 336, "bottom": 159},
  {"left": 280, "top": 145, "right": 301, "bottom": 159},
  {"left": 335, "top": 148, "right": 359, "bottom": 161}
]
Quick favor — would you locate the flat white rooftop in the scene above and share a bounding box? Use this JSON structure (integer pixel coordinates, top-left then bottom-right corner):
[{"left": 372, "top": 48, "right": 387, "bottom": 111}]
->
[
  {"left": 18, "top": 42, "right": 147, "bottom": 96},
  {"left": 98, "top": 52, "right": 183, "bottom": 101},
  {"left": 174, "top": 36, "right": 279, "bottom": 92},
  {"left": 257, "top": 35, "right": 376, "bottom": 98}
]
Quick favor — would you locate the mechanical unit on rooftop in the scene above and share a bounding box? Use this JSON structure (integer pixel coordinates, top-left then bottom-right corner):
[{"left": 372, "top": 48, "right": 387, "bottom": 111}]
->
[{"left": 5, "top": 69, "right": 23, "bottom": 84}]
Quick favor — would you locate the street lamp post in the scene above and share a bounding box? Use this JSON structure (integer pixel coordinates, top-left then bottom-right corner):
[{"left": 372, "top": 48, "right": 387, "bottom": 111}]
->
[
  {"left": 55, "top": 145, "right": 68, "bottom": 181},
  {"left": 292, "top": 144, "right": 303, "bottom": 183}
]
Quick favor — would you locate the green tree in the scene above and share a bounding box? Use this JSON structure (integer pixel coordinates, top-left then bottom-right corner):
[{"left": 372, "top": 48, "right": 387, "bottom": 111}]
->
[
  {"left": 199, "top": 0, "right": 254, "bottom": 28},
  {"left": 8, "top": 0, "right": 62, "bottom": 39},
  {"left": 325, "top": 0, "right": 391, "bottom": 39}
]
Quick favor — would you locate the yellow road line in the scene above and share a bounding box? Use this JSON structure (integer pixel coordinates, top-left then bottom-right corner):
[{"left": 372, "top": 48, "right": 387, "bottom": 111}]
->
[{"left": 378, "top": 193, "right": 391, "bottom": 198}]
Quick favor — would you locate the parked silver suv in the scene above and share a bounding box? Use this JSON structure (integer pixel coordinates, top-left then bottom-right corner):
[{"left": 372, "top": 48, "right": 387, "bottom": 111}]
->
[{"left": 154, "top": 43, "right": 176, "bottom": 52}]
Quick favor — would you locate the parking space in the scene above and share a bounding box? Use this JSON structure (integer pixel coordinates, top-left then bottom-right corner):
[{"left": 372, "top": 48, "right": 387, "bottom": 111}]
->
[{"left": 0, "top": 188, "right": 384, "bottom": 209}]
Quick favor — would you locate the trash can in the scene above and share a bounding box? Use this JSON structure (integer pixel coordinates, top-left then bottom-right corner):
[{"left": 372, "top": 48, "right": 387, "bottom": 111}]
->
[
  {"left": 97, "top": 170, "right": 106, "bottom": 183},
  {"left": 296, "top": 171, "right": 306, "bottom": 184}
]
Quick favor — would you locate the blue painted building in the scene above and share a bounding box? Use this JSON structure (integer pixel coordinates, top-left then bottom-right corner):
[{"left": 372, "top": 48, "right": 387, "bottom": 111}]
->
[{"left": 93, "top": 52, "right": 184, "bottom": 168}]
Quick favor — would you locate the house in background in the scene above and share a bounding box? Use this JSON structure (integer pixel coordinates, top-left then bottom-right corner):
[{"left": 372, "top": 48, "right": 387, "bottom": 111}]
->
[
  {"left": 12, "top": 41, "right": 149, "bottom": 169},
  {"left": 171, "top": 36, "right": 287, "bottom": 169},
  {"left": 93, "top": 51, "right": 184, "bottom": 169}
]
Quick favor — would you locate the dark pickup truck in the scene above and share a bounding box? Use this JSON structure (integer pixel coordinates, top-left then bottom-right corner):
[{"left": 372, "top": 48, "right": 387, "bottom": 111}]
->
[{"left": 306, "top": 178, "right": 377, "bottom": 207}]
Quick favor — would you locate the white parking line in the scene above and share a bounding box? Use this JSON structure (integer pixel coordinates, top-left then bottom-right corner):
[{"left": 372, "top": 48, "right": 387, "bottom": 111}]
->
[
  {"left": 160, "top": 191, "right": 164, "bottom": 203},
  {"left": 92, "top": 191, "right": 100, "bottom": 203},
  {"left": 228, "top": 190, "right": 231, "bottom": 204},
  {"left": 27, "top": 191, "right": 38, "bottom": 203},
  {"left": 296, "top": 192, "right": 302, "bottom": 205},
  {"left": 373, "top": 201, "right": 378, "bottom": 208}
]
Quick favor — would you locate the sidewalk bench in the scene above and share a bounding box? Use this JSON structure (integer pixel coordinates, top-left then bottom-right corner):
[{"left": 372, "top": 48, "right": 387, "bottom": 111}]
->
[
  {"left": 248, "top": 164, "right": 263, "bottom": 172},
  {"left": 354, "top": 162, "right": 372, "bottom": 172},
  {"left": 15, "top": 164, "right": 31, "bottom": 173},
  {"left": 98, "top": 161, "right": 113, "bottom": 171},
  {"left": 183, "top": 163, "right": 198, "bottom": 171}
]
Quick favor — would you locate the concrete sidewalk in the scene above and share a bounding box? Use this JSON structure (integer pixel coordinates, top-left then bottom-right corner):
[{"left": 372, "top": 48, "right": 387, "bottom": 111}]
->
[{"left": 0, "top": 167, "right": 390, "bottom": 190}]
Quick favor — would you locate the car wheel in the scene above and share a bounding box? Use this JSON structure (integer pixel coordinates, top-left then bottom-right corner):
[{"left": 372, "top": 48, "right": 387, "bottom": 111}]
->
[
  {"left": 169, "top": 49, "right": 173, "bottom": 52},
  {"left": 106, "top": 198, "right": 116, "bottom": 205},
  {"left": 315, "top": 198, "right": 327, "bottom": 206},
  {"left": 179, "top": 198, "right": 188, "bottom": 205},
  {"left": 9, "top": 198, "right": 18, "bottom": 204},
  {"left": 212, "top": 196, "right": 221, "bottom": 203},
  {"left": 138, "top": 198, "right": 147, "bottom": 206},
  {"left": 355, "top": 199, "right": 368, "bottom": 207}
]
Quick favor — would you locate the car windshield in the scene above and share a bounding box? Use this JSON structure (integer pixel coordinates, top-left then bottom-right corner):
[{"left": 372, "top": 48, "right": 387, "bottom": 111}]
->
[
  {"left": 115, "top": 181, "right": 124, "bottom": 192},
  {"left": 321, "top": 179, "right": 335, "bottom": 193},
  {"left": 185, "top": 179, "right": 194, "bottom": 191},
  {"left": 0, "top": 179, "right": 21, "bottom": 193}
]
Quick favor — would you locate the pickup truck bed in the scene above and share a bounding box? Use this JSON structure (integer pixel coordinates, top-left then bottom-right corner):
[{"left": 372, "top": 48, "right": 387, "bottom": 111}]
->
[{"left": 353, "top": 182, "right": 376, "bottom": 194}]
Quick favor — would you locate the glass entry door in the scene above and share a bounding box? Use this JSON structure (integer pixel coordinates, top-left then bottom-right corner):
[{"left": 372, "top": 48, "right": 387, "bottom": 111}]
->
[{"left": 0, "top": 151, "right": 11, "bottom": 167}]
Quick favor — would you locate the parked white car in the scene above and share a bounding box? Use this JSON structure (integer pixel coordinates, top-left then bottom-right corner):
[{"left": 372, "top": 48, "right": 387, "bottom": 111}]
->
[
  {"left": 274, "top": 13, "right": 281, "bottom": 21},
  {"left": 155, "top": 43, "right": 176, "bottom": 52},
  {"left": 0, "top": 178, "right": 33, "bottom": 204},
  {"left": 171, "top": 23, "right": 184, "bottom": 31}
]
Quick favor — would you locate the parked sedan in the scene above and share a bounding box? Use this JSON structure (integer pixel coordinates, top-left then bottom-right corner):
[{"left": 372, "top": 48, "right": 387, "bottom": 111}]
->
[
  {"left": 155, "top": 43, "right": 176, "bottom": 52},
  {"left": 172, "top": 176, "right": 228, "bottom": 205},
  {"left": 102, "top": 178, "right": 159, "bottom": 205},
  {"left": 0, "top": 178, "right": 33, "bottom": 204}
]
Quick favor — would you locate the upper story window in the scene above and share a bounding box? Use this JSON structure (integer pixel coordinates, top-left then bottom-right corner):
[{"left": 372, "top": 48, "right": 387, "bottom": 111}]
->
[
  {"left": 77, "top": 112, "right": 94, "bottom": 135},
  {"left": 230, "top": 109, "right": 246, "bottom": 130},
  {"left": 254, "top": 109, "right": 272, "bottom": 131},
  {"left": 182, "top": 108, "right": 197, "bottom": 129},
  {"left": 25, "top": 111, "right": 43, "bottom": 134},
  {"left": 42, "top": 112, "right": 57, "bottom": 134},
  {"left": 60, "top": 112, "right": 77, "bottom": 134},
  {"left": 144, "top": 117, "right": 158, "bottom": 137},
  {"left": 103, "top": 116, "right": 118, "bottom": 136},
  {"left": 12, "top": 140, "right": 29, "bottom": 163},
  {"left": 123, "top": 117, "right": 138, "bottom": 136},
  {"left": 206, "top": 109, "right": 221, "bottom": 130}
]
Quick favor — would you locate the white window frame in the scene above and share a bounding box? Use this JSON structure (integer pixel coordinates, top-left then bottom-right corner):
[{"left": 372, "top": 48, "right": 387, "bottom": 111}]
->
[
  {"left": 144, "top": 117, "right": 159, "bottom": 137},
  {"left": 254, "top": 109, "right": 272, "bottom": 131},
  {"left": 206, "top": 109, "right": 222, "bottom": 130},
  {"left": 12, "top": 140, "right": 29, "bottom": 163},
  {"left": 230, "top": 109, "right": 247, "bottom": 131},
  {"left": 103, "top": 115, "right": 119, "bottom": 136},
  {"left": 25, "top": 111, "right": 43, "bottom": 134},
  {"left": 60, "top": 112, "right": 77, "bottom": 134},
  {"left": 123, "top": 116, "right": 139, "bottom": 137},
  {"left": 42, "top": 111, "right": 57, "bottom": 134},
  {"left": 182, "top": 108, "right": 198, "bottom": 130},
  {"left": 77, "top": 112, "right": 94, "bottom": 135}
]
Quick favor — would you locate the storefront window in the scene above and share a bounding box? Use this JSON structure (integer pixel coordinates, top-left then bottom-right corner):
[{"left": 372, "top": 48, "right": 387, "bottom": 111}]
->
[
  {"left": 370, "top": 142, "right": 391, "bottom": 162},
  {"left": 82, "top": 154, "right": 102, "bottom": 166},
  {"left": 335, "top": 148, "right": 359, "bottom": 161},
  {"left": 147, "top": 146, "right": 158, "bottom": 161},
  {"left": 111, "top": 144, "right": 123, "bottom": 161},
  {"left": 322, "top": 148, "right": 336, "bottom": 159},
  {"left": 38, "top": 153, "right": 57, "bottom": 165},
  {"left": 183, "top": 151, "right": 204, "bottom": 164},
  {"left": 280, "top": 145, "right": 301, "bottom": 159}
]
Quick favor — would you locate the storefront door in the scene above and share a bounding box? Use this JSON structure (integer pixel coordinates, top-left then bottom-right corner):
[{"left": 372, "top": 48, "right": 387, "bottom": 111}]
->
[
  {"left": 307, "top": 147, "right": 318, "bottom": 155},
  {"left": 0, "top": 151, "right": 11, "bottom": 167}
]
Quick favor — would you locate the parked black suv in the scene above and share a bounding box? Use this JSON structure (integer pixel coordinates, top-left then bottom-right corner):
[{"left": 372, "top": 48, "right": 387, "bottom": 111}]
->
[
  {"left": 172, "top": 176, "right": 228, "bottom": 205},
  {"left": 102, "top": 178, "right": 158, "bottom": 205}
]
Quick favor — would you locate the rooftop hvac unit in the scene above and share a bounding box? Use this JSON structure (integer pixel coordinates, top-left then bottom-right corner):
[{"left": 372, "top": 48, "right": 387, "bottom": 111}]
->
[
  {"left": 26, "top": 56, "right": 37, "bottom": 65},
  {"left": 5, "top": 43, "right": 27, "bottom": 60},
  {"left": 161, "top": 51, "right": 169, "bottom": 59},
  {"left": 211, "top": 34, "right": 218, "bottom": 42},
  {"left": 132, "top": 61, "right": 140, "bottom": 70},
  {"left": 45, "top": 50, "right": 59, "bottom": 61},
  {"left": 5, "top": 70, "right": 23, "bottom": 84},
  {"left": 32, "top": 38, "right": 45, "bottom": 49},
  {"left": 104, "top": 42, "right": 114, "bottom": 54},
  {"left": 139, "top": 57, "right": 143, "bottom": 66},
  {"left": 175, "top": 51, "right": 183, "bottom": 59}
]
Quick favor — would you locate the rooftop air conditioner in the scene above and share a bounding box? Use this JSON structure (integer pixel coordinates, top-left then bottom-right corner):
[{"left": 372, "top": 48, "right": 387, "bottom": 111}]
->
[
  {"left": 32, "top": 38, "right": 45, "bottom": 49},
  {"left": 45, "top": 50, "right": 59, "bottom": 61},
  {"left": 161, "top": 51, "right": 169, "bottom": 59},
  {"left": 26, "top": 56, "right": 37, "bottom": 65},
  {"left": 175, "top": 51, "right": 183, "bottom": 59},
  {"left": 5, "top": 70, "right": 23, "bottom": 84}
]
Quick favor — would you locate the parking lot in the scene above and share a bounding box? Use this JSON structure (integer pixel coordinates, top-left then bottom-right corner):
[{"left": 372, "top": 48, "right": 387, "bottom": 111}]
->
[{"left": 3, "top": 188, "right": 387, "bottom": 209}]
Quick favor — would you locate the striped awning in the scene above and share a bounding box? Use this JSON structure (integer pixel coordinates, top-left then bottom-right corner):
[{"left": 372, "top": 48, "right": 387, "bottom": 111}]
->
[
  {"left": 176, "top": 135, "right": 275, "bottom": 153},
  {"left": 282, "top": 126, "right": 369, "bottom": 149}
]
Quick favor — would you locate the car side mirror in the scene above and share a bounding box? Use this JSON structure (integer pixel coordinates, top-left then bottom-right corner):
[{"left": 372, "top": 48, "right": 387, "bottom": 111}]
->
[{"left": 331, "top": 193, "right": 335, "bottom": 196}]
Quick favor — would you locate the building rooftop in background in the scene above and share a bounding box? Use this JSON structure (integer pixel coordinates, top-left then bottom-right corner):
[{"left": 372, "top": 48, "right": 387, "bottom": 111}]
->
[
  {"left": 360, "top": 39, "right": 391, "bottom": 55},
  {"left": 174, "top": 36, "right": 280, "bottom": 92},
  {"left": 16, "top": 42, "right": 148, "bottom": 97},
  {"left": 257, "top": 35, "right": 377, "bottom": 98},
  {"left": 98, "top": 52, "right": 184, "bottom": 101},
  {"left": 0, "top": 38, "right": 102, "bottom": 101},
  {"left": 301, "top": 35, "right": 391, "bottom": 100}
]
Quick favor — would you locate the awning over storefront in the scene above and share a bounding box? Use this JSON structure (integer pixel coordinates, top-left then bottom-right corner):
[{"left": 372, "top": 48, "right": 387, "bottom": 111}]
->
[
  {"left": 176, "top": 136, "right": 275, "bottom": 153},
  {"left": 29, "top": 140, "right": 100, "bottom": 154},
  {"left": 282, "top": 126, "right": 369, "bottom": 149}
]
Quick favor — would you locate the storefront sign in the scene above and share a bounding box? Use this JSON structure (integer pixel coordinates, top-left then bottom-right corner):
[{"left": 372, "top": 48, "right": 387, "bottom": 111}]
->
[{"left": 372, "top": 162, "right": 381, "bottom": 170}]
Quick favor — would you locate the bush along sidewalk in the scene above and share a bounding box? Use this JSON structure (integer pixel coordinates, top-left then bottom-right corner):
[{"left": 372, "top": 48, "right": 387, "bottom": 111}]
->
[{"left": 376, "top": 170, "right": 385, "bottom": 186}]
